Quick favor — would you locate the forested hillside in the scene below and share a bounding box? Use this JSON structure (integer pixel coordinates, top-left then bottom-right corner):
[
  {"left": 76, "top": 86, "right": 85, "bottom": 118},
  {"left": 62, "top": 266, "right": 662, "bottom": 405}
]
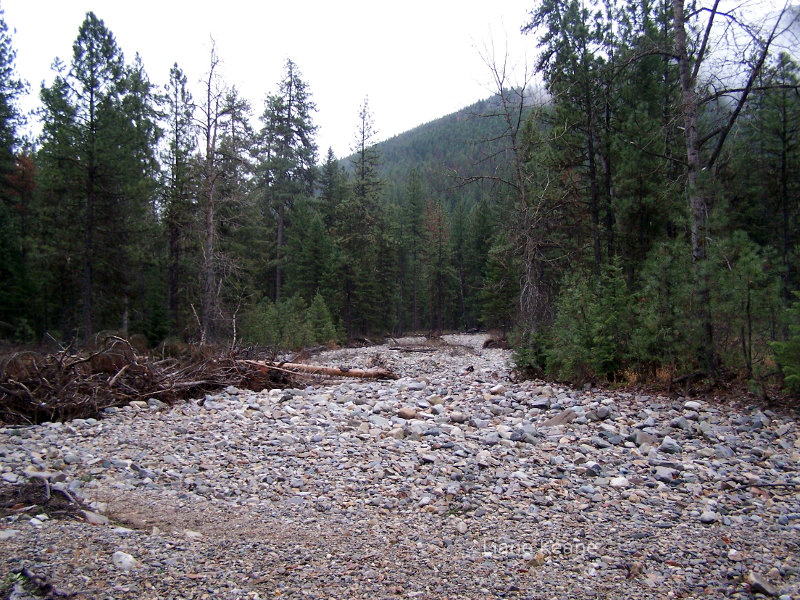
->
[{"left": 0, "top": 4, "right": 798, "bottom": 392}]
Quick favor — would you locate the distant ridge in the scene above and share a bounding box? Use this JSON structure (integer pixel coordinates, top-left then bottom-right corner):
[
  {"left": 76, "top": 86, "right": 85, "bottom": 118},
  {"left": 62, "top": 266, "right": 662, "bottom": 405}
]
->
[{"left": 344, "top": 95, "right": 514, "bottom": 203}]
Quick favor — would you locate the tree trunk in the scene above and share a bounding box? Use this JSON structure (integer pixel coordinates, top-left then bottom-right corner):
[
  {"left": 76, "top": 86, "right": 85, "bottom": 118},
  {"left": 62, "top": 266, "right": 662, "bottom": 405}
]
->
[
  {"left": 412, "top": 257, "right": 419, "bottom": 331},
  {"left": 275, "top": 201, "right": 284, "bottom": 302},
  {"left": 121, "top": 295, "right": 129, "bottom": 337},
  {"left": 603, "top": 81, "right": 615, "bottom": 261},
  {"left": 780, "top": 92, "right": 791, "bottom": 300},
  {"left": 586, "top": 105, "right": 602, "bottom": 275},
  {"left": 201, "top": 181, "right": 215, "bottom": 343},
  {"left": 82, "top": 173, "right": 94, "bottom": 343},
  {"left": 201, "top": 101, "right": 218, "bottom": 344},
  {"left": 82, "top": 82, "right": 97, "bottom": 343},
  {"left": 168, "top": 222, "right": 181, "bottom": 331},
  {"left": 200, "top": 50, "right": 222, "bottom": 345},
  {"left": 673, "top": 0, "right": 716, "bottom": 379}
]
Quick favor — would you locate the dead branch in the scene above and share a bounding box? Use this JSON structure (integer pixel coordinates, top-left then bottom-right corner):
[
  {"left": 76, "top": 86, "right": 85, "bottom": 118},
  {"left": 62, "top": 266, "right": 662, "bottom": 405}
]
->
[
  {"left": 0, "top": 339, "right": 289, "bottom": 425},
  {"left": 108, "top": 364, "right": 129, "bottom": 388}
]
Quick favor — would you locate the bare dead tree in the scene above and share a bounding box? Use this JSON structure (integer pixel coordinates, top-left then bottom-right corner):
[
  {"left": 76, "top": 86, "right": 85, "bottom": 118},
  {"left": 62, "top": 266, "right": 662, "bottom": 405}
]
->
[
  {"left": 672, "top": 0, "right": 799, "bottom": 380},
  {"left": 460, "top": 40, "right": 578, "bottom": 333},
  {"left": 194, "top": 43, "right": 252, "bottom": 344},
  {"left": 196, "top": 42, "right": 226, "bottom": 345}
]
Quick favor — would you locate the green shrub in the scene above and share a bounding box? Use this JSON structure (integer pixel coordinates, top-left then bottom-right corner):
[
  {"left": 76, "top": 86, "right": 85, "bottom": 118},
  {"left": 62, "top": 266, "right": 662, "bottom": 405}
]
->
[
  {"left": 240, "top": 293, "right": 341, "bottom": 350},
  {"left": 306, "top": 292, "right": 341, "bottom": 344},
  {"left": 511, "top": 327, "right": 550, "bottom": 378},
  {"left": 547, "top": 259, "right": 633, "bottom": 382},
  {"left": 629, "top": 239, "right": 695, "bottom": 375}
]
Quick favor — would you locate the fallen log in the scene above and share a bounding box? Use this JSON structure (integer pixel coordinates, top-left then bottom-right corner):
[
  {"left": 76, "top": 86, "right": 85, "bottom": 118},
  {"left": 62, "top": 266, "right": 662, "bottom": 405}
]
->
[
  {"left": 388, "top": 346, "right": 436, "bottom": 353},
  {"left": 243, "top": 360, "right": 398, "bottom": 380}
]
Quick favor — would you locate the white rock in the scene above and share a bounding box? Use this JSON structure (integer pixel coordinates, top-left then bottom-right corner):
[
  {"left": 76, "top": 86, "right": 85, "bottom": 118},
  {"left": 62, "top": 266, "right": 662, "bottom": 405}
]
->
[
  {"left": 728, "top": 548, "right": 743, "bottom": 561},
  {"left": 609, "top": 476, "right": 630, "bottom": 488},
  {"left": 699, "top": 511, "right": 718, "bottom": 524},
  {"left": 112, "top": 550, "right": 138, "bottom": 571},
  {"left": 82, "top": 510, "right": 110, "bottom": 525},
  {"left": 112, "top": 526, "right": 134, "bottom": 535},
  {"left": 0, "top": 529, "right": 21, "bottom": 540}
]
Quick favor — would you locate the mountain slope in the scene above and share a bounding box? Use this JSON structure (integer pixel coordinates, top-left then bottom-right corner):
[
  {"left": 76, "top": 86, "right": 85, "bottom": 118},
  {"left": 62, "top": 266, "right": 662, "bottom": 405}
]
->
[{"left": 347, "top": 96, "right": 515, "bottom": 204}]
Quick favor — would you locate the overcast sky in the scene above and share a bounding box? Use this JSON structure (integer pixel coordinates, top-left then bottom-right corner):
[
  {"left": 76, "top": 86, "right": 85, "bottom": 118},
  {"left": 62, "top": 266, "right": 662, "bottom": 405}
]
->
[{"left": 4, "top": 0, "right": 536, "bottom": 158}]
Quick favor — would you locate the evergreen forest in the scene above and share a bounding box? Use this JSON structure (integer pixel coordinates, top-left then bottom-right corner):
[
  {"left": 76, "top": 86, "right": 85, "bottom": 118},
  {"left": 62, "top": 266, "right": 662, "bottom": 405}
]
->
[{"left": 1, "top": 3, "right": 799, "bottom": 393}]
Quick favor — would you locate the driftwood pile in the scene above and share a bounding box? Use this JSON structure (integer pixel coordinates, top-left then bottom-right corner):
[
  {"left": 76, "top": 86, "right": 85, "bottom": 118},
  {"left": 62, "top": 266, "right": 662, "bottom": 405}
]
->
[
  {"left": 0, "top": 336, "right": 397, "bottom": 426},
  {"left": 0, "top": 336, "right": 263, "bottom": 425}
]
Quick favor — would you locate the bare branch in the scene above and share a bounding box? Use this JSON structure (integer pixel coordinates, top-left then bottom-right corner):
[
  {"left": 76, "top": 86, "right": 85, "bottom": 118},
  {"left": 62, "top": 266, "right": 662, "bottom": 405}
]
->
[
  {"left": 707, "top": 0, "right": 793, "bottom": 169},
  {"left": 692, "top": 0, "right": 723, "bottom": 83}
]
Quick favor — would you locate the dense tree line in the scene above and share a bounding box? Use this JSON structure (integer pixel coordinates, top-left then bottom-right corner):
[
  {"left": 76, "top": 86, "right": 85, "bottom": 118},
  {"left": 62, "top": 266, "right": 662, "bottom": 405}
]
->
[
  {"left": 504, "top": 0, "right": 800, "bottom": 389},
  {"left": 0, "top": 6, "right": 798, "bottom": 392}
]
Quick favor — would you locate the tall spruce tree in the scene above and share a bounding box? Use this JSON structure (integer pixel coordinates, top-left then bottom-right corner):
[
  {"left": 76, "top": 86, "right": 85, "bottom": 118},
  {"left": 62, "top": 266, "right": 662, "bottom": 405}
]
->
[
  {"left": 0, "top": 8, "right": 27, "bottom": 338},
  {"left": 257, "top": 59, "right": 317, "bottom": 301},
  {"left": 317, "top": 147, "right": 347, "bottom": 230},
  {"left": 423, "top": 197, "right": 456, "bottom": 333},
  {"left": 331, "top": 97, "right": 389, "bottom": 336},
  {"left": 38, "top": 12, "right": 159, "bottom": 341},
  {"left": 525, "top": 0, "right": 609, "bottom": 274},
  {"left": 402, "top": 168, "right": 426, "bottom": 331},
  {"left": 160, "top": 63, "right": 197, "bottom": 333}
]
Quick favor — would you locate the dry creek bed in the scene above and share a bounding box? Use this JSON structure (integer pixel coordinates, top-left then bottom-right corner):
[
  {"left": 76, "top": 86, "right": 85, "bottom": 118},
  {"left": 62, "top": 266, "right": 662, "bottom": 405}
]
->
[{"left": 1, "top": 334, "right": 799, "bottom": 600}]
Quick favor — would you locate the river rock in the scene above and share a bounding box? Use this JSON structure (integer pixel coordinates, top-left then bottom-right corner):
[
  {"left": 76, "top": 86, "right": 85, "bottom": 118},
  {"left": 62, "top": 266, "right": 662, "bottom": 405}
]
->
[
  {"left": 541, "top": 409, "right": 577, "bottom": 427},
  {"left": 397, "top": 407, "right": 417, "bottom": 420},
  {"left": 112, "top": 551, "right": 138, "bottom": 571}
]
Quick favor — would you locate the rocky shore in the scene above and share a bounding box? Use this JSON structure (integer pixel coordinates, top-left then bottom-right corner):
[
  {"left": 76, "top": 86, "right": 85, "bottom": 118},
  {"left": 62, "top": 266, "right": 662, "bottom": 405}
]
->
[{"left": 1, "top": 334, "right": 798, "bottom": 599}]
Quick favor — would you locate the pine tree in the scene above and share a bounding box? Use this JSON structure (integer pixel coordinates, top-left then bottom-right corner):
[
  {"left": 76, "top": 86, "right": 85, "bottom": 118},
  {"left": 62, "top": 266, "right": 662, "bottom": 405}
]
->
[
  {"left": 423, "top": 197, "right": 456, "bottom": 333},
  {"left": 402, "top": 168, "right": 426, "bottom": 331},
  {"left": 38, "top": 12, "right": 159, "bottom": 341},
  {"left": 525, "top": 0, "right": 610, "bottom": 274},
  {"left": 317, "top": 147, "right": 347, "bottom": 229},
  {"left": 732, "top": 53, "right": 800, "bottom": 300},
  {"left": 331, "top": 97, "right": 388, "bottom": 336},
  {"left": 160, "top": 63, "right": 197, "bottom": 333},
  {"left": 112, "top": 53, "right": 161, "bottom": 336},
  {"left": 283, "top": 196, "right": 332, "bottom": 302},
  {"left": 0, "top": 8, "right": 27, "bottom": 338},
  {"left": 257, "top": 59, "right": 317, "bottom": 301}
]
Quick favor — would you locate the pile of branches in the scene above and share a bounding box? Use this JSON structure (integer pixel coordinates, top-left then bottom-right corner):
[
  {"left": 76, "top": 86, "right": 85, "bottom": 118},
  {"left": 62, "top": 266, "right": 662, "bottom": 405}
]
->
[{"left": 0, "top": 336, "right": 280, "bottom": 425}]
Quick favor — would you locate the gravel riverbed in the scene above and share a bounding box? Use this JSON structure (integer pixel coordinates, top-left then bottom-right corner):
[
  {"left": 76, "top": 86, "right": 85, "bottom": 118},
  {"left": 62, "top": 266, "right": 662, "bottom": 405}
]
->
[{"left": 1, "top": 334, "right": 799, "bottom": 599}]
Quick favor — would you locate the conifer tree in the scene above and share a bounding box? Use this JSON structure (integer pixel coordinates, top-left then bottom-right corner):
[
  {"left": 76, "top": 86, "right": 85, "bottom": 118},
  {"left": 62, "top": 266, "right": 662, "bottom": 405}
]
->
[
  {"left": 330, "top": 98, "right": 388, "bottom": 336},
  {"left": 0, "top": 8, "right": 27, "bottom": 338},
  {"left": 402, "top": 168, "right": 426, "bottom": 331},
  {"left": 160, "top": 63, "right": 197, "bottom": 332},
  {"left": 257, "top": 59, "right": 317, "bottom": 301},
  {"left": 423, "top": 197, "right": 456, "bottom": 333},
  {"left": 38, "top": 12, "right": 159, "bottom": 341},
  {"left": 317, "top": 147, "right": 347, "bottom": 229},
  {"left": 525, "top": 0, "right": 609, "bottom": 274}
]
